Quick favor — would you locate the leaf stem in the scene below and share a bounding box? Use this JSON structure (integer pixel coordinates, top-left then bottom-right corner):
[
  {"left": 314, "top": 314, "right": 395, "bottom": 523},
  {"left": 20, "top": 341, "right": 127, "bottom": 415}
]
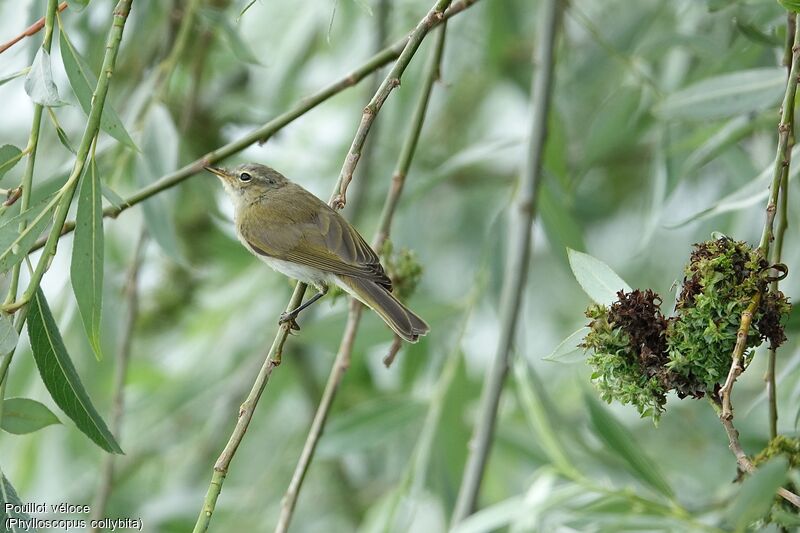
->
[{"left": 451, "top": 0, "right": 562, "bottom": 522}]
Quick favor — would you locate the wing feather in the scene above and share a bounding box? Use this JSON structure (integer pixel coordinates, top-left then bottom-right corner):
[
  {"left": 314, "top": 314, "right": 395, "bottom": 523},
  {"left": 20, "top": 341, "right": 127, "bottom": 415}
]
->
[{"left": 238, "top": 184, "right": 392, "bottom": 290}]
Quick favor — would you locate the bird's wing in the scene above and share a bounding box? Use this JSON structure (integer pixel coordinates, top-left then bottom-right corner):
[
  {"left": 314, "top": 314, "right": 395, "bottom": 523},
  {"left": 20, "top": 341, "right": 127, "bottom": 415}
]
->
[{"left": 239, "top": 185, "right": 392, "bottom": 289}]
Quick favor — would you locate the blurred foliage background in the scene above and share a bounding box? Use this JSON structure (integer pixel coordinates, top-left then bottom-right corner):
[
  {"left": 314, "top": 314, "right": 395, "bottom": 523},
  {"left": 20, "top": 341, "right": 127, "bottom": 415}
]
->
[{"left": 1, "top": 0, "right": 800, "bottom": 531}]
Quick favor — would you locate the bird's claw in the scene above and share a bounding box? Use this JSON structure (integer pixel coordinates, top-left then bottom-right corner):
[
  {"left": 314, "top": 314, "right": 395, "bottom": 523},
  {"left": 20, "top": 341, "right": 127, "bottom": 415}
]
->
[{"left": 279, "top": 312, "right": 301, "bottom": 331}]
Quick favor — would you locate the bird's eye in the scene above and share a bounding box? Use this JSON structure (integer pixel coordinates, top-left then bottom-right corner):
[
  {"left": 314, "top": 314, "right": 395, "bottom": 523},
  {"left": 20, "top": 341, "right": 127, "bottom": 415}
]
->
[{"left": 239, "top": 172, "right": 252, "bottom": 182}]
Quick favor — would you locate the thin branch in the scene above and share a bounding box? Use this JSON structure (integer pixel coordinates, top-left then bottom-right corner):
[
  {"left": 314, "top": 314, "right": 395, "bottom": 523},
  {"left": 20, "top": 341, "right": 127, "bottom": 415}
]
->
[
  {"left": 0, "top": 0, "right": 134, "bottom": 388},
  {"left": 28, "top": 0, "right": 477, "bottom": 254},
  {"left": 452, "top": 0, "right": 562, "bottom": 522},
  {"left": 193, "top": 4, "right": 479, "bottom": 530},
  {"left": 330, "top": 0, "right": 454, "bottom": 209},
  {"left": 766, "top": 11, "right": 796, "bottom": 441},
  {"left": 0, "top": 0, "right": 60, "bottom": 426},
  {"left": 91, "top": 231, "right": 147, "bottom": 531},
  {"left": 0, "top": 1, "right": 67, "bottom": 55},
  {"left": 713, "top": 400, "right": 800, "bottom": 508},
  {"left": 715, "top": 12, "right": 800, "bottom": 511},
  {"left": 275, "top": 20, "right": 451, "bottom": 533}
]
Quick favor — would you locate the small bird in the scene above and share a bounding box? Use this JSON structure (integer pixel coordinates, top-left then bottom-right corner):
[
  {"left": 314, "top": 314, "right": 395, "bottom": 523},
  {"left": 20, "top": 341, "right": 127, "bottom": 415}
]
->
[{"left": 206, "top": 163, "right": 429, "bottom": 343}]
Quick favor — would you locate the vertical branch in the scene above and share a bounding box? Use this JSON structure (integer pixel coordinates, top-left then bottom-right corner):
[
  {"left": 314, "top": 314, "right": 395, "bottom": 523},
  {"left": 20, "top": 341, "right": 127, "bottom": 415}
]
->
[
  {"left": 274, "top": 22, "right": 450, "bottom": 533},
  {"left": 0, "top": 0, "right": 58, "bottom": 427},
  {"left": 192, "top": 4, "right": 482, "bottom": 531},
  {"left": 91, "top": 231, "right": 147, "bottom": 530},
  {"left": 766, "top": 11, "right": 796, "bottom": 441},
  {"left": 346, "top": 0, "right": 391, "bottom": 223},
  {"left": 451, "top": 0, "right": 562, "bottom": 522}
]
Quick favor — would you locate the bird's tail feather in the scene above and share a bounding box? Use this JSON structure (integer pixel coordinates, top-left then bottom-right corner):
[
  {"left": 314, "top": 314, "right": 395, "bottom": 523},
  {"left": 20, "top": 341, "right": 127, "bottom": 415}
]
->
[{"left": 337, "top": 275, "right": 429, "bottom": 343}]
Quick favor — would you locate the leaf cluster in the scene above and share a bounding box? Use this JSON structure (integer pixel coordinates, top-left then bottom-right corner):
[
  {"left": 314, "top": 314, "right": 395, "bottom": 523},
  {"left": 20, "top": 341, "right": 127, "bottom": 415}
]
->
[{"left": 583, "top": 238, "right": 791, "bottom": 421}]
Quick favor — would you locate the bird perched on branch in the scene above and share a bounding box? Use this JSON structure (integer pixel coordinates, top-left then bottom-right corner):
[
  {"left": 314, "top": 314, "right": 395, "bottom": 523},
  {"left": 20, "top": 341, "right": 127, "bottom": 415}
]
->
[{"left": 206, "top": 163, "right": 429, "bottom": 343}]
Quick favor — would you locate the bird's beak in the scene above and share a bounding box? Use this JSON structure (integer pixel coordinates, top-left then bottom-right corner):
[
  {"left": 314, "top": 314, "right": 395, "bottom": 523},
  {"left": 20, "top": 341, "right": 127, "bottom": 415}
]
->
[{"left": 204, "top": 166, "right": 227, "bottom": 178}]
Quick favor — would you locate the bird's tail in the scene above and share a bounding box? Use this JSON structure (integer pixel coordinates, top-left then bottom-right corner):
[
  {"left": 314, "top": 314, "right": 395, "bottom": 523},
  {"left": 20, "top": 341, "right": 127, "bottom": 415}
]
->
[{"left": 337, "top": 275, "right": 429, "bottom": 343}]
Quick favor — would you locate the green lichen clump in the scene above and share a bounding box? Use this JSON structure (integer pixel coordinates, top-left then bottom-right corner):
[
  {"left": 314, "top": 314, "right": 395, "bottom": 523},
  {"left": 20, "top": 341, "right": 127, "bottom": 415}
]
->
[
  {"left": 667, "top": 238, "right": 789, "bottom": 394},
  {"left": 583, "top": 290, "right": 670, "bottom": 419},
  {"left": 582, "top": 238, "right": 791, "bottom": 421}
]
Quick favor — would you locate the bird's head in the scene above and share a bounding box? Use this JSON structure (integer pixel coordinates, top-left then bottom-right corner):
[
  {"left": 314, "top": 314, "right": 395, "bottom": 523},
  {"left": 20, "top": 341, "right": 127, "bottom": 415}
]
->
[{"left": 205, "top": 163, "right": 288, "bottom": 204}]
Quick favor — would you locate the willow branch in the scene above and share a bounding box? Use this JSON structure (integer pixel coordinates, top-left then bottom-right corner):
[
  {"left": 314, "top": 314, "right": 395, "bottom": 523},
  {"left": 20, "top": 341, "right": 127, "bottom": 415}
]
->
[
  {"left": 91, "top": 231, "right": 147, "bottom": 530},
  {"left": 0, "top": 1, "right": 66, "bottom": 54},
  {"left": 275, "top": 22, "right": 450, "bottom": 533},
  {"left": 192, "top": 4, "right": 481, "bottom": 530},
  {"left": 0, "top": 0, "right": 134, "bottom": 388},
  {"left": 452, "top": 0, "right": 562, "bottom": 522},
  {"left": 330, "top": 0, "right": 456, "bottom": 209},
  {"left": 766, "top": 12, "right": 796, "bottom": 441},
  {"left": 0, "top": 0, "right": 59, "bottom": 424},
  {"left": 29, "top": 0, "right": 476, "bottom": 254},
  {"left": 715, "top": 12, "right": 800, "bottom": 510}
]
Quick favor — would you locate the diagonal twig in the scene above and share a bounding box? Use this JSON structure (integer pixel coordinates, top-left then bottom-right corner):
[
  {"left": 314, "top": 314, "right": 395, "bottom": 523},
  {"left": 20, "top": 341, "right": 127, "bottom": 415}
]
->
[{"left": 0, "top": 1, "right": 67, "bottom": 55}]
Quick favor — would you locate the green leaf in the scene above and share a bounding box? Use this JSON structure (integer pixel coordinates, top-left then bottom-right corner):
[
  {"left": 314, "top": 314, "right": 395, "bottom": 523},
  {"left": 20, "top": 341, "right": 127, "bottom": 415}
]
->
[
  {"left": 69, "top": 0, "right": 92, "bottom": 11},
  {"left": 47, "top": 108, "right": 76, "bottom": 154},
  {"left": 201, "top": 8, "right": 260, "bottom": 65},
  {"left": 0, "top": 196, "right": 58, "bottom": 274},
  {"left": 71, "top": 158, "right": 104, "bottom": 360},
  {"left": 0, "top": 67, "right": 30, "bottom": 88},
  {"left": 0, "top": 471, "right": 31, "bottom": 533},
  {"left": 728, "top": 457, "right": 788, "bottom": 532},
  {"left": 655, "top": 67, "right": 785, "bottom": 121},
  {"left": 27, "top": 290, "right": 122, "bottom": 454},
  {"left": 0, "top": 397, "right": 60, "bottom": 434},
  {"left": 136, "top": 105, "right": 185, "bottom": 263},
  {"left": 0, "top": 145, "right": 23, "bottom": 182},
  {"left": 779, "top": 0, "right": 800, "bottom": 14},
  {"left": 543, "top": 327, "right": 589, "bottom": 363},
  {"left": 101, "top": 184, "right": 128, "bottom": 211},
  {"left": 667, "top": 144, "right": 800, "bottom": 228},
  {"left": 59, "top": 28, "right": 138, "bottom": 150},
  {"left": 318, "top": 396, "right": 426, "bottom": 458},
  {"left": 0, "top": 314, "right": 19, "bottom": 354},
  {"left": 567, "top": 249, "right": 631, "bottom": 306},
  {"left": 585, "top": 394, "right": 674, "bottom": 497},
  {"left": 24, "top": 47, "right": 66, "bottom": 107}
]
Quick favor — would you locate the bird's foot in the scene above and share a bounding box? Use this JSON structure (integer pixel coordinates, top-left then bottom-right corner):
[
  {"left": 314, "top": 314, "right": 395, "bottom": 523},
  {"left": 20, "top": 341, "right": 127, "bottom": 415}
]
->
[{"left": 279, "top": 312, "right": 301, "bottom": 331}]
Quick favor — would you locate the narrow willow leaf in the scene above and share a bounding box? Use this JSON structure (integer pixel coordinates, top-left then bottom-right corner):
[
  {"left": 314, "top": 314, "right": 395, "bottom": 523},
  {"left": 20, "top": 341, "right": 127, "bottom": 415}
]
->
[
  {"left": 59, "top": 28, "right": 138, "bottom": 150},
  {"left": 585, "top": 394, "right": 674, "bottom": 497},
  {"left": 0, "top": 145, "right": 23, "bottom": 181},
  {"left": 69, "top": 0, "right": 91, "bottom": 11},
  {"left": 0, "top": 314, "right": 18, "bottom": 354},
  {"left": 0, "top": 397, "right": 61, "bottom": 434},
  {"left": 567, "top": 249, "right": 631, "bottom": 306},
  {"left": 24, "top": 47, "right": 66, "bottom": 107},
  {"left": 728, "top": 457, "right": 788, "bottom": 532},
  {"left": 682, "top": 115, "right": 760, "bottom": 174},
  {"left": 0, "top": 472, "right": 31, "bottom": 533},
  {"left": 655, "top": 67, "right": 785, "bottom": 121},
  {"left": 218, "top": 18, "right": 261, "bottom": 65},
  {"left": 28, "top": 290, "right": 122, "bottom": 454},
  {"left": 779, "top": 0, "right": 800, "bottom": 14},
  {"left": 0, "top": 67, "right": 30, "bottom": 87},
  {"left": 136, "top": 105, "right": 185, "bottom": 263},
  {"left": 71, "top": 158, "right": 104, "bottom": 360},
  {"left": 543, "top": 327, "right": 589, "bottom": 363},
  {"left": 48, "top": 108, "right": 76, "bottom": 154},
  {"left": 667, "top": 144, "right": 800, "bottom": 228},
  {"left": 101, "top": 184, "right": 128, "bottom": 211},
  {"left": 0, "top": 196, "right": 57, "bottom": 274}
]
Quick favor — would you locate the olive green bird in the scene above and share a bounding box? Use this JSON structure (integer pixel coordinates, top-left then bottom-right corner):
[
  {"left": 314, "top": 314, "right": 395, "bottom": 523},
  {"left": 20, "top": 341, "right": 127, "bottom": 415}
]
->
[{"left": 206, "top": 163, "right": 429, "bottom": 343}]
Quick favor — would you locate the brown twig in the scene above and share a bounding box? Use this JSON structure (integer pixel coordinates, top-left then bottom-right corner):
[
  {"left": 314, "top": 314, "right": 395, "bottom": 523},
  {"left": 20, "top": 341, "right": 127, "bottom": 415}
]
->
[
  {"left": 0, "top": 2, "right": 67, "bottom": 54},
  {"left": 715, "top": 11, "right": 800, "bottom": 510},
  {"left": 383, "top": 336, "right": 403, "bottom": 367},
  {"left": 275, "top": 20, "right": 452, "bottom": 533},
  {"left": 330, "top": 0, "right": 457, "bottom": 208}
]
